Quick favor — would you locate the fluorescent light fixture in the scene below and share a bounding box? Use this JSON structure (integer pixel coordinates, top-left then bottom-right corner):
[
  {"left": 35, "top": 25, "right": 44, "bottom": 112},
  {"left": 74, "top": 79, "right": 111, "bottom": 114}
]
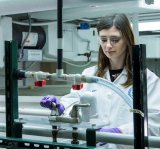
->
[{"left": 139, "top": 21, "right": 160, "bottom": 31}]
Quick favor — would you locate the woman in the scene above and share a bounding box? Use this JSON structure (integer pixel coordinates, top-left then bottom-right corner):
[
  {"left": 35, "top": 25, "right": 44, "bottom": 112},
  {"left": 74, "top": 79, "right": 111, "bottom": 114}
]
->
[{"left": 40, "top": 13, "right": 160, "bottom": 148}]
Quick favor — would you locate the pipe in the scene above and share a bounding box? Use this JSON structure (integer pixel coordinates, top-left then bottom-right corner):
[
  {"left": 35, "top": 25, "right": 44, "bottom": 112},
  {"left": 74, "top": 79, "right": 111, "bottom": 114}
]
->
[
  {"left": 0, "top": 108, "right": 50, "bottom": 116},
  {"left": 0, "top": 123, "right": 160, "bottom": 148},
  {"left": 22, "top": 72, "right": 133, "bottom": 108},
  {"left": 57, "top": 0, "right": 63, "bottom": 73},
  {"left": 83, "top": 75, "right": 133, "bottom": 108},
  {"left": 20, "top": 127, "right": 160, "bottom": 148}
]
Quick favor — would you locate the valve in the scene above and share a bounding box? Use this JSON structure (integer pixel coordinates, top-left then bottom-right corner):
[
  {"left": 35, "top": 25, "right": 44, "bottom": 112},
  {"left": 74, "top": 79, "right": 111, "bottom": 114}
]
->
[
  {"left": 77, "top": 52, "right": 91, "bottom": 62},
  {"left": 72, "top": 83, "right": 83, "bottom": 90},
  {"left": 34, "top": 80, "right": 46, "bottom": 87},
  {"left": 69, "top": 103, "right": 90, "bottom": 118}
]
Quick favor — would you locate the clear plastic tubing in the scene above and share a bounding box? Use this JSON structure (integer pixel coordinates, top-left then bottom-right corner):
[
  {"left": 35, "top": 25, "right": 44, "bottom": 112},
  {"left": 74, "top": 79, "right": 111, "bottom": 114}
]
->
[{"left": 85, "top": 76, "right": 133, "bottom": 108}]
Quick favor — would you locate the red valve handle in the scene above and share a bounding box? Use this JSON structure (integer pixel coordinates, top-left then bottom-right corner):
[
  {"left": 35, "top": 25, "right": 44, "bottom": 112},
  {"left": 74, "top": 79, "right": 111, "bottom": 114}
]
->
[
  {"left": 72, "top": 83, "right": 83, "bottom": 90},
  {"left": 34, "top": 80, "right": 46, "bottom": 87}
]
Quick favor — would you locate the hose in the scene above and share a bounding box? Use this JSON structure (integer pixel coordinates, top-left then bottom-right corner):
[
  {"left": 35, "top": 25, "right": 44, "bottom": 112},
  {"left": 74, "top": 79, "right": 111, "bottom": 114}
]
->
[{"left": 84, "top": 76, "right": 133, "bottom": 108}]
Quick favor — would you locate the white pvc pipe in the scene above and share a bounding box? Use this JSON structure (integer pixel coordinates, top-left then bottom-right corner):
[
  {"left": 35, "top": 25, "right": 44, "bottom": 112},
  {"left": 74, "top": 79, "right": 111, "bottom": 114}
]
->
[{"left": 22, "top": 72, "right": 133, "bottom": 108}]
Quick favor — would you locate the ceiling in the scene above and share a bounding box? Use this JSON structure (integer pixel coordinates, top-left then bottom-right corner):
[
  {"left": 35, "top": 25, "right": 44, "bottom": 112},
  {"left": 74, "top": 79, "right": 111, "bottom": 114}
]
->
[{"left": 1, "top": 0, "right": 160, "bottom": 24}]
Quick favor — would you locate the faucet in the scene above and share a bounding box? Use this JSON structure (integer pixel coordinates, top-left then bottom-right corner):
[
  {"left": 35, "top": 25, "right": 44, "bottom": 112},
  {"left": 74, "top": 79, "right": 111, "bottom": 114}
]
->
[{"left": 49, "top": 103, "right": 90, "bottom": 123}]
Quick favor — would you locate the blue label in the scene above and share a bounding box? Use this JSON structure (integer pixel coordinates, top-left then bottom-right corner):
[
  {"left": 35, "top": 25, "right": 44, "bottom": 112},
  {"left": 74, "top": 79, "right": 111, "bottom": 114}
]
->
[{"left": 128, "top": 87, "right": 133, "bottom": 98}]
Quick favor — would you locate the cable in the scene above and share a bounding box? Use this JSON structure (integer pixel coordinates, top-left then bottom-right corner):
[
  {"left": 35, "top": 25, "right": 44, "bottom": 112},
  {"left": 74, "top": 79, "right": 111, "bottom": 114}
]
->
[
  {"left": 12, "top": 20, "right": 55, "bottom": 26},
  {"left": 25, "top": 62, "right": 37, "bottom": 70},
  {"left": 19, "top": 13, "right": 32, "bottom": 59},
  {"left": 63, "top": 59, "right": 92, "bottom": 67},
  {"left": 43, "top": 55, "right": 93, "bottom": 68}
]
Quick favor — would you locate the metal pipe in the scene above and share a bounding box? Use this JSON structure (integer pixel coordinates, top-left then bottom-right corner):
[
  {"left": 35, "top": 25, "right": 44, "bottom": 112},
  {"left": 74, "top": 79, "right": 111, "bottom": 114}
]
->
[
  {"left": 132, "top": 45, "right": 148, "bottom": 149},
  {"left": 57, "top": 0, "right": 63, "bottom": 72},
  {"left": 5, "top": 41, "right": 20, "bottom": 137},
  {"left": 140, "top": 44, "right": 149, "bottom": 148},
  {"left": 0, "top": 108, "right": 50, "bottom": 116},
  {"left": 0, "top": 124, "right": 159, "bottom": 148},
  {"left": 132, "top": 45, "right": 143, "bottom": 148},
  {"left": 21, "top": 128, "right": 160, "bottom": 148}
]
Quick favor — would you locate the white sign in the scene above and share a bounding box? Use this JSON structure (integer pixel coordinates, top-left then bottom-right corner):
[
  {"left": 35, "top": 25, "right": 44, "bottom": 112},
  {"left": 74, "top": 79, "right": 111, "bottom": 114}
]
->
[{"left": 28, "top": 50, "right": 42, "bottom": 61}]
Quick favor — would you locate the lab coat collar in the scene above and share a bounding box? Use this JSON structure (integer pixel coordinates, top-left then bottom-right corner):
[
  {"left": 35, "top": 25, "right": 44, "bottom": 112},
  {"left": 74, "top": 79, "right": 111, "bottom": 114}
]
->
[{"left": 104, "top": 68, "right": 128, "bottom": 83}]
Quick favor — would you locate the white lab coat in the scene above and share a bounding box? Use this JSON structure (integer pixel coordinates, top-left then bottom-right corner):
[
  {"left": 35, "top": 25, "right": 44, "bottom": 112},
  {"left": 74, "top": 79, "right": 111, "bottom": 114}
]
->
[{"left": 59, "top": 65, "right": 160, "bottom": 149}]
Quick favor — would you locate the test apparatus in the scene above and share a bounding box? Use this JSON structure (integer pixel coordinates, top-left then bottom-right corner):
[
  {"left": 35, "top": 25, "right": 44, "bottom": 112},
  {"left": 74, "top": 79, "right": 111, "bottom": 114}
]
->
[{"left": 1, "top": 0, "right": 160, "bottom": 148}]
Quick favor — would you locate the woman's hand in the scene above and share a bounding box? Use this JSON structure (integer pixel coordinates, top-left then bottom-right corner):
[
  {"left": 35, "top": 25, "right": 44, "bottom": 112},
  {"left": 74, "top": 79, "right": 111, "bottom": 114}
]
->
[{"left": 40, "top": 95, "right": 65, "bottom": 115}]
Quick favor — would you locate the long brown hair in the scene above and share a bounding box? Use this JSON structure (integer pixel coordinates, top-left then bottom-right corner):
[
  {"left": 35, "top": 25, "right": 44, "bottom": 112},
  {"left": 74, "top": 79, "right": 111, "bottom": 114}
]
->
[{"left": 96, "top": 13, "right": 135, "bottom": 87}]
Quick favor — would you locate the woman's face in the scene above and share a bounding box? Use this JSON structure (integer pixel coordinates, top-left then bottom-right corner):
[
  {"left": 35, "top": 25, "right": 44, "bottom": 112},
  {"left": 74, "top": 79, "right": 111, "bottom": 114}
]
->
[{"left": 99, "top": 26, "right": 127, "bottom": 63}]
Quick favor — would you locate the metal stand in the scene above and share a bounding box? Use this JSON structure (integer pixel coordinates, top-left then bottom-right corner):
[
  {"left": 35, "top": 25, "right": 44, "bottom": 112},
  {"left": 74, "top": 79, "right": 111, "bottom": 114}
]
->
[
  {"left": 5, "top": 40, "right": 23, "bottom": 149},
  {"left": 132, "top": 44, "right": 148, "bottom": 149},
  {"left": 86, "top": 128, "right": 96, "bottom": 147},
  {"left": 71, "top": 127, "right": 79, "bottom": 144},
  {"left": 52, "top": 125, "right": 58, "bottom": 149},
  {"left": 3, "top": 40, "right": 97, "bottom": 149}
]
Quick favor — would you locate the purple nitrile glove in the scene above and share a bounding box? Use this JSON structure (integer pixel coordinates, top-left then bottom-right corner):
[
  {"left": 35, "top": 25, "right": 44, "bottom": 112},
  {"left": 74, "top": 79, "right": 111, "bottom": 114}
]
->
[
  {"left": 96, "top": 128, "right": 122, "bottom": 146},
  {"left": 97, "top": 127, "right": 122, "bottom": 133},
  {"left": 40, "top": 95, "right": 65, "bottom": 115}
]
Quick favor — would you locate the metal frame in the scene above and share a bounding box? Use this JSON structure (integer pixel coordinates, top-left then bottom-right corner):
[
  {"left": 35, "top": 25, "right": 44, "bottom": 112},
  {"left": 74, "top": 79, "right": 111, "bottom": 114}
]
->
[
  {"left": 3, "top": 40, "right": 95, "bottom": 149},
  {"left": 2, "top": 40, "right": 150, "bottom": 149}
]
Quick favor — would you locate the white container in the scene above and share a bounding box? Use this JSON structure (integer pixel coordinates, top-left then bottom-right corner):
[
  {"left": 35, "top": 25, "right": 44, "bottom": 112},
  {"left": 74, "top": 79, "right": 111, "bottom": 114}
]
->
[{"left": 80, "top": 91, "right": 97, "bottom": 122}]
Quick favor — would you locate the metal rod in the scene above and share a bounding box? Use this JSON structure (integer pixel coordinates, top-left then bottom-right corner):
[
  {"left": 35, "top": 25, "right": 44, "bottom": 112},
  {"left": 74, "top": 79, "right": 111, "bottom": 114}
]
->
[
  {"left": 22, "top": 128, "right": 160, "bottom": 148},
  {"left": 132, "top": 45, "right": 144, "bottom": 148},
  {"left": 132, "top": 44, "right": 148, "bottom": 149},
  {"left": 5, "top": 41, "right": 19, "bottom": 137},
  {"left": 0, "top": 108, "right": 50, "bottom": 116},
  {"left": 0, "top": 125, "right": 159, "bottom": 148},
  {"left": 57, "top": 0, "right": 63, "bottom": 70},
  {"left": 140, "top": 44, "right": 149, "bottom": 148}
]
